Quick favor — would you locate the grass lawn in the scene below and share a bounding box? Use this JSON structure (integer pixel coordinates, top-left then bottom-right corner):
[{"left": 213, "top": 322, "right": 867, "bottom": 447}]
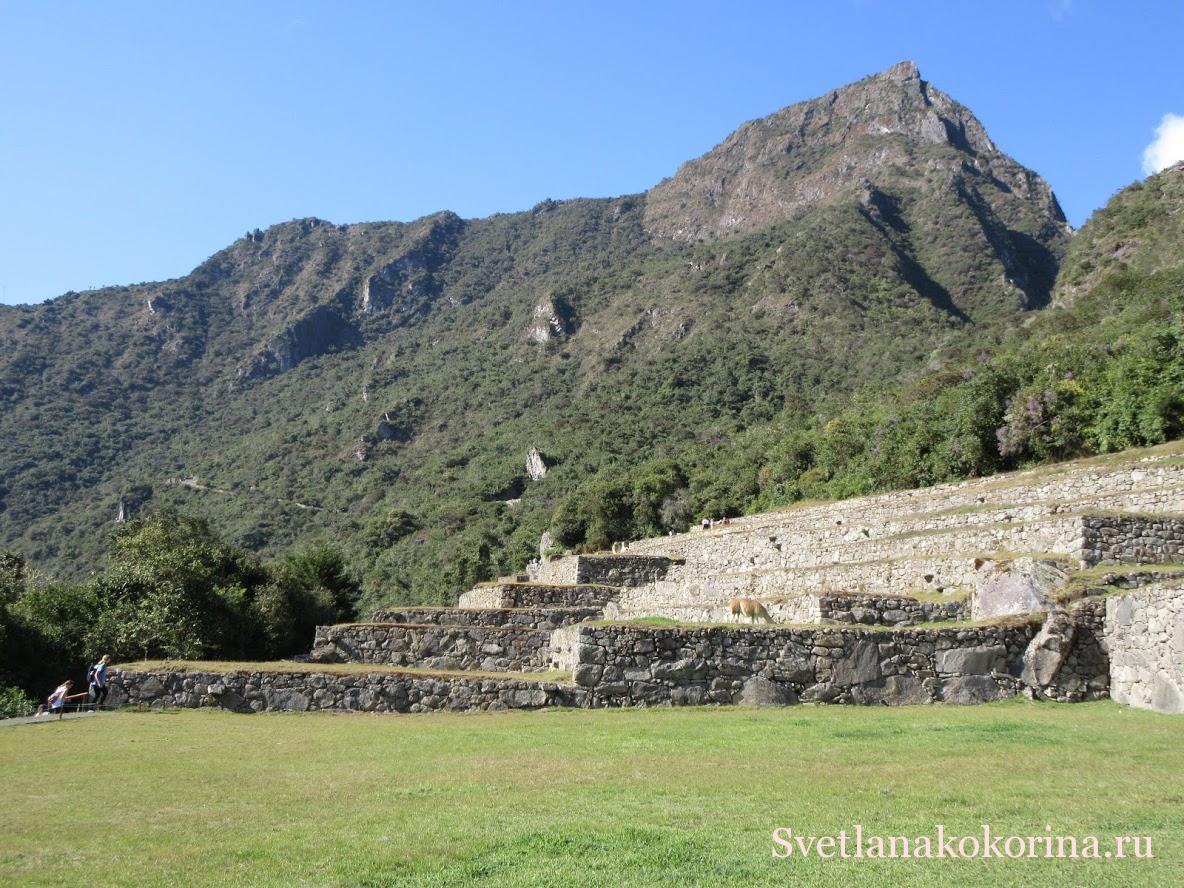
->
[{"left": 2, "top": 700, "right": 1182, "bottom": 887}]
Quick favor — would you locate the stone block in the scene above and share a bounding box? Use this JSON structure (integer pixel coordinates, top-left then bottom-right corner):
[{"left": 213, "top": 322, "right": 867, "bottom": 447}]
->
[
  {"left": 849, "top": 675, "right": 929, "bottom": 706},
  {"left": 739, "top": 677, "right": 797, "bottom": 706},
  {"left": 264, "top": 688, "right": 310, "bottom": 712},
  {"left": 937, "top": 644, "right": 1007, "bottom": 675},
  {"left": 972, "top": 557, "right": 1066, "bottom": 619},
  {"left": 940, "top": 675, "right": 1010, "bottom": 705},
  {"left": 571, "top": 663, "right": 601, "bottom": 689},
  {"left": 830, "top": 642, "right": 882, "bottom": 686},
  {"left": 652, "top": 658, "right": 708, "bottom": 681}
]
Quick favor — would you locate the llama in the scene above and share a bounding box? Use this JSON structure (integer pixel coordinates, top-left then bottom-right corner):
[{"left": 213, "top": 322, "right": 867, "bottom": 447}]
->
[{"left": 738, "top": 597, "right": 772, "bottom": 624}]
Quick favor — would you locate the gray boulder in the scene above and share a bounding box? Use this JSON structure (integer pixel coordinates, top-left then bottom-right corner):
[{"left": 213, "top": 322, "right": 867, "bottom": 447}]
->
[
  {"left": 937, "top": 644, "right": 1007, "bottom": 675},
  {"left": 1022, "top": 609, "right": 1075, "bottom": 692},
  {"left": 972, "top": 557, "right": 1067, "bottom": 618},
  {"left": 739, "top": 677, "right": 798, "bottom": 706},
  {"left": 829, "top": 641, "right": 883, "bottom": 685}
]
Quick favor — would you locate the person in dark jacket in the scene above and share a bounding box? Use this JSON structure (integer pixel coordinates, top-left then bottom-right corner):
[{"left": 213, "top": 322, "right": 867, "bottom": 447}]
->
[{"left": 88, "top": 655, "right": 111, "bottom": 710}]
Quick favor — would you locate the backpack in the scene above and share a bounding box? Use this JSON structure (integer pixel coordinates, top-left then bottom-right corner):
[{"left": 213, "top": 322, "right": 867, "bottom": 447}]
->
[{"left": 87, "top": 665, "right": 97, "bottom": 685}]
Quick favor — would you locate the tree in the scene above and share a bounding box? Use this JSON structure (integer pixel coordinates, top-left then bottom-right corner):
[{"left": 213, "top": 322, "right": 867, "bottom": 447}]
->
[{"left": 253, "top": 544, "right": 360, "bottom": 657}]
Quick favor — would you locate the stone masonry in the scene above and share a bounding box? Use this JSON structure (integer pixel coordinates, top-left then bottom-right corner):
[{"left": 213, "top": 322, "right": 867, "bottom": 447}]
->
[
  {"left": 557, "top": 620, "right": 1057, "bottom": 707},
  {"left": 371, "top": 606, "right": 601, "bottom": 630},
  {"left": 110, "top": 668, "right": 585, "bottom": 713},
  {"left": 1081, "top": 515, "right": 1184, "bottom": 566},
  {"left": 458, "top": 582, "right": 619, "bottom": 609},
  {"left": 1107, "top": 580, "right": 1184, "bottom": 713},
  {"left": 529, "top": 555, "right": 679, "bottom": 587},
  {"left": 310, "top": 623, "right": 558, "bottom": 672},
  {"left": 110, "top": 446, "right": 1184, "bottom": 714}
]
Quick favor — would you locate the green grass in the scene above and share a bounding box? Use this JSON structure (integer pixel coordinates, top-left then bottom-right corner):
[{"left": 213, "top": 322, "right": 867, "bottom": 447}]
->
[
  {"left": 3, "top": 701, "right": 1182, "bottom": 886},
  {"left": 592, "top": 614, "right": 1040, "bottom": 633},
  {"left": 1060, "top": 563, "right": 1184, "bottom": 606}
]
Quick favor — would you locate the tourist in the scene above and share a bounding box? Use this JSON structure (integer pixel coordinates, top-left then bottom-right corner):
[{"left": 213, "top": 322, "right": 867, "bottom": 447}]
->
[
  {"left": 38, "top": 680, "right": 74, "bottom": 719},
  {"left": 89, "top": 654, "right": 111, "bottom": 710},
  {"left": 700, "top": 517, "right": 710, "bottom": 531}
]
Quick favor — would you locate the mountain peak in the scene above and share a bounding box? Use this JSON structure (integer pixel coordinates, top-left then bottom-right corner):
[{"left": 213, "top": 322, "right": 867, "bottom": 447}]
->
[
  {"left": 645, "top": 62, "right": 1065, "bottom": 247},
  {"left": 880, "top": 59, "right": 921, "bottom": 81}
]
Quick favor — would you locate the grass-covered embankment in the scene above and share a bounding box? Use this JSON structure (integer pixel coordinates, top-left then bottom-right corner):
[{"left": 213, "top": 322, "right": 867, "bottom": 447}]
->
[{"left": 2, "top": 700, "right": 1182, "bottom": 886}]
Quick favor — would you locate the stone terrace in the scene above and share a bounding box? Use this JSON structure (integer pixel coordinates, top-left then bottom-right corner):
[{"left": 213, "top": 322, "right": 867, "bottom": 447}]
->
[
  {"left": 597, "top": 448, "right": 1184, "bottom": 620},
  {"left": 110, "top": 444, "right": 1184, "bottom": 714}
]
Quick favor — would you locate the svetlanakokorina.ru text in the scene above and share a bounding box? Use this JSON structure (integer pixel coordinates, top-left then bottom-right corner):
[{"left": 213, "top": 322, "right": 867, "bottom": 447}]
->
[{"left": 771, "top": 826, "right": 1152, "bottom": 860}]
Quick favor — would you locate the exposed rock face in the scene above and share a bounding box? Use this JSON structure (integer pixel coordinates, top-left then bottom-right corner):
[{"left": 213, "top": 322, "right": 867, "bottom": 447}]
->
[
  {"left": 360, "top": 212, "right": 464, "bottom": 315},
  {"left": 972, "top": 557, "right": 1067, "bottom": 618},
  {"left": 1021, "top": 598, "right": 1110, "bottom": 702},
  {"left": 526, "top": 295, "right": 575, "bottom": 343},
  {"left": 239, "top": 303, "right": 360, "bottom": 381},
  {"left": 526, "top": 447, "right": 548, "bottom": 481},
  {"left": 645, "top": 60, "right": 1069, "bottom": 311}
]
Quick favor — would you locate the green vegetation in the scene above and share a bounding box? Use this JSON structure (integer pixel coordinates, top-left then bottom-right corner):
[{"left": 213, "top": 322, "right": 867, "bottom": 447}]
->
[
  {"left": 0, "top": 513, "right": 359, "bottom": 700},
  {"left": 0, "top": 97, "right": 1180, "bottom": 624},
  {"left": 2, "top": 703, "right": 1182, "bottom": 886},
  {"left": 1056, "top": 563, "right": 1184, "bottom": 604},
  {"left": 0, "top": 682, "right": 34, "bottom": 718},
  {"left": 0, "top": 84, "right": 1078, "bottom": 614}
]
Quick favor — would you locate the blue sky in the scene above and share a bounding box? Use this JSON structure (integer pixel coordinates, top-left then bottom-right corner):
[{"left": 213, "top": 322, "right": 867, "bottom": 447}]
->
[{"left": 1, "top": 0, "right": 1181, "bottom": 304}]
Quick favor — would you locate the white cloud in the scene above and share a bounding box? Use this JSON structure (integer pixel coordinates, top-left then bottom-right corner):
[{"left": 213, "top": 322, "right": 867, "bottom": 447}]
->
[{"left": 1142, "top": 113, "right": 1184, "bottom": 175}]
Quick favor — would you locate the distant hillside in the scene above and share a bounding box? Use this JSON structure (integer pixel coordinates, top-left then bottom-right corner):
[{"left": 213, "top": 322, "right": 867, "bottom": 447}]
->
[
  {"left": 0, "top": 62, "right": 1075, "bottom": 608},
  {"left": 712, "top": 162, "right": 1184, "bottom": 511}
]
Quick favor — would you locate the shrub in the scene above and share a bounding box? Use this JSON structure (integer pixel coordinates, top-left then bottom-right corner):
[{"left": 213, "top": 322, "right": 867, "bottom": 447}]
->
[{"left": 0, "top": 683, "right": 35, "bottom": 719}]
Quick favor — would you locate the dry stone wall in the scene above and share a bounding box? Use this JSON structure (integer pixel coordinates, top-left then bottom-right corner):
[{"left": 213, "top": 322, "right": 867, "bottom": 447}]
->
[
  {"left": 1081, "top": 515, "right": 1184, "bottom": 566},
  {"left": 459, "top": 582, "right": 619, "bottom": 609},
  {"left": 1022, "top": 598, "right": 1110, "bottom": 702},
  {"left": 371, "top": 606, "right": 601, "bottom": 630},
  {"left": 530, "top": 555, "right": 678, "bottom": 587},
  {"left": 628, "top": 458, "right": 1184, "bottom": 564},
  {"left": 603, "top": 593, "right": 964, "bottom": 626},
  {"left": 562, "top": 620, "right": 1078, "bottom": 706},
  {"left": 110, "top": 668, "right": 585, "bottom": 713},
  {"left": 1107, "top": 581, "right": 1184, "bottom": 713},
  {"left": 818, "top": 593, "right": 966, "bottom": 625},
  {"left": 311, "top": 624, "right": 557, "bottom": 672},
  {"left": 614, "top": 456, "right": 1184, "bottom": 614}
]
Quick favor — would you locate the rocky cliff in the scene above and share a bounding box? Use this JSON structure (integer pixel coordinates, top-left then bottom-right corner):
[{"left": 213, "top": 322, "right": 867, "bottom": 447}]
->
[{"left": 647, "top": 61, "right": 1069, "bottom": 312}]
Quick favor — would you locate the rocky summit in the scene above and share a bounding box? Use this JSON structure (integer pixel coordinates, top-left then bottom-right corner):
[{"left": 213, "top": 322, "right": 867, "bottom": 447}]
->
[{"left": 647, "top": 60, "right": 1069, "bottom": 311}]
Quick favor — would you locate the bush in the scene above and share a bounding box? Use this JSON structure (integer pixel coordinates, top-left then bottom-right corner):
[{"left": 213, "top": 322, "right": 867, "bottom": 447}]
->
[{"left": 0, "top": 682, "right": 35, "bottom": 719}]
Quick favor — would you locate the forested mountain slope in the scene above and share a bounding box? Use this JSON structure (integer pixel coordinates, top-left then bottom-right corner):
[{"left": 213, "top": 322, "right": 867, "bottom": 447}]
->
[{"left": 0, "top": 62, "right": 1077, "bottom": 608}]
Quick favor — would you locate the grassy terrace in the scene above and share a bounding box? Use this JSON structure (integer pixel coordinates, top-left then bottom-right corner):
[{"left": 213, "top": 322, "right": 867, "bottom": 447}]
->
[
  {"left": 678, "top": 439, "right": 1184, "bottom": 533},
  {"left": 115, "top": 660, "right": 573, "bottom": 684},
  {"left": 2, "top": 701, "right": 1182, "bottom": 887},
  {"left": 329, "top": 622, "right": 551, "bottom": 632},
  {"left": 589, "top": 614, "right": 1041, "bottom": 633},
  {"left": 1056, "top": 563, "right": 1184, "bottom": 604}
]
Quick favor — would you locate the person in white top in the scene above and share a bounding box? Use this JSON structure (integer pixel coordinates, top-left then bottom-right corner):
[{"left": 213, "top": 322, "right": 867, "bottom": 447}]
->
[{"left": 36, "top": 680, "right": 74, "bottom": 719}]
